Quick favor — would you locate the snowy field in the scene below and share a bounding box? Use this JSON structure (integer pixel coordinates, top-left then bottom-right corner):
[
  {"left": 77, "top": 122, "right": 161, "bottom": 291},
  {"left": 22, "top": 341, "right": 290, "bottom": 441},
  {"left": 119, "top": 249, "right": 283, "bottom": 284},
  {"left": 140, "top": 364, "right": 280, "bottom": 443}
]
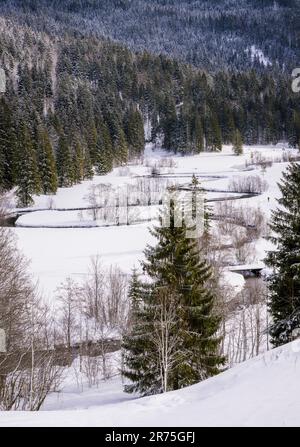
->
[
  {"left": 10, "top": 143, "right": 297, "bottom": 299},
  {"left": 1, "top": 143, "right": 299, "bottom": 427},
  {"left": 1, "top": 340, "right": 300, "bottom": 427}
]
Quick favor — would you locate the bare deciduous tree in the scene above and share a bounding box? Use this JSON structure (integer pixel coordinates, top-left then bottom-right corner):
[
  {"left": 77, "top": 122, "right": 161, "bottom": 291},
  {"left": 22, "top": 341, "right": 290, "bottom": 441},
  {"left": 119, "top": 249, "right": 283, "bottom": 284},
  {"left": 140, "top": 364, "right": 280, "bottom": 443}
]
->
[
  {"left": 220, "top": 279, "right": 268, "bottom": 367},
  {"left": 0, "top": 230, "right": 64, "bottom": 412},
  {"left": 229, "top": 175, "right": 268, "bottom": 194},
  {"left": 57, "top": 277, "right": 81, "bottom": 352},
  {"left": 151, "top": 288, "right": 181, "bottom": 393}
]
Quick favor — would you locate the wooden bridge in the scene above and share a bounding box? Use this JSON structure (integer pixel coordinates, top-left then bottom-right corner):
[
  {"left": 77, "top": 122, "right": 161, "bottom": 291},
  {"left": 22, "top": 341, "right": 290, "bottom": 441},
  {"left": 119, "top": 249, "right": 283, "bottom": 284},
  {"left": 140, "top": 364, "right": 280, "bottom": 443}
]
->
[{"left": 227, "top": 264, "right": 265, "bottom": 278}]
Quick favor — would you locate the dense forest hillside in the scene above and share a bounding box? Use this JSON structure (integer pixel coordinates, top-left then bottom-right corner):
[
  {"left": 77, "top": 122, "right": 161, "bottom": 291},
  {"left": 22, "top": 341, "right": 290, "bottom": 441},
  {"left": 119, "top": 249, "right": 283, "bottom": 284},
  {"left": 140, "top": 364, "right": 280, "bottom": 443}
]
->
[
  {"left": 0, "top": 0, "right": 299, "bottom": 71},
  {"left": 0, "top": 3, "right": 299, "bottom": 205}
]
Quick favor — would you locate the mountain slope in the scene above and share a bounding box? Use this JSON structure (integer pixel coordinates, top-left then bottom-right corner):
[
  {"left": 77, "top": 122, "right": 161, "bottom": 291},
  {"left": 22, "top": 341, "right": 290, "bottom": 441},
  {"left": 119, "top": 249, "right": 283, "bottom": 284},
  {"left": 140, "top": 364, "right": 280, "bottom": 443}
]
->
[
  {"left": 1, "top": 340, "right": 300, "bottom": 426},
  {"left": 1, "top": 0, "right": 299, "bottom": 71},
  {"left": 1, "top": 13, "right": 298, "bottom": 198}
]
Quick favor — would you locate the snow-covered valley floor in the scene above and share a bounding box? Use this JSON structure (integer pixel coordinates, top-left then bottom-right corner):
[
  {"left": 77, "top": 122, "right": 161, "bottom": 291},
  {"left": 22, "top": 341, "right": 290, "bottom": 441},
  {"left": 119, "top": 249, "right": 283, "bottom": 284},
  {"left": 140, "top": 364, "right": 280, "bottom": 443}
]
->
[
  {"left": 1, "top": 340, "right": 300, "bottom": 427},
  {"left": 9, "top": 144, "right": 298, "bottom": 299}
]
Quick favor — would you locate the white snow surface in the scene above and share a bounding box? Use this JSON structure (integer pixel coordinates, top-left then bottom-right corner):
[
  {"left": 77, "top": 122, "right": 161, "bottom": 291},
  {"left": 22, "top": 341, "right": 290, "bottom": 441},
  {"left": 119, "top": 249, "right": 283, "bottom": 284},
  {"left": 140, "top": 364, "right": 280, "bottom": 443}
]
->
[
  {"left": 9, "top": 143, "right": 298, "bottom": 298},
  {"left": 247, "top": 45, "right": 272, "bottom": 67},
  {"left": 1, "top": 143, "right": 300, "bottom": 426},
  {"left": 1, "top": 340, "right": 300, "bottom": 427}
]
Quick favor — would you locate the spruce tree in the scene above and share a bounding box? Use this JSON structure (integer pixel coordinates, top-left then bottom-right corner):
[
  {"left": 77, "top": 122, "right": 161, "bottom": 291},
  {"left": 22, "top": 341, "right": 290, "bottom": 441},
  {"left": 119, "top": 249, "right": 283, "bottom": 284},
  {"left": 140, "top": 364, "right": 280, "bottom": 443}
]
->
[
  {"left": 122, "top": 270, "right": 160, "bottom": 395},
  {"left": 266, "top": 163, "right": 300, "bottom": 347},
  {"left": 127, "top": 269, "right": 143, "bottom": 325},
  {"left": 205, "top": 112, "right": 222, "bottom": 152},
  {"left": 161, "top": 96, "right": 178, "bottom": 151},
  {"left": 56, "top": 135, "right": 73, "bottom": 187},
  {"left": 190, "top": 175, "right": 212, "bottom": 253},
  {"left": 0, "top": 98, "right": 18, "bottom": 190},
  {"left": 221, "top": 106, "right": 235, "bottom": 145},
  {"left": 193, "top": 113, "right": 204, "bottom": 153},
  {"left": 95, "top": 149, "right": 112, "bottom": 175},
  {"left": 122, "top": 198, "right": 224, "bottom": 395},
  {"left": 83, "top": 146, "right": 94, "bottom": 180},
  {"left": 73, "top": 140, "right": 85, "bottom": 183},
  {"left": 95, "top": 122, "right": 113, "bottom": 175},
  {"left": 16, "top": 124, "right": 41, "bottom": 207},
  {"left": 232, "top": 129, "right": 243, "bottom": 155},
  {"left": 125, "top": 108, "right": 145, "bottom": 157},
  {"left": 86, "top": 120, "right": 98, "bottom": 165},
  {"left": 36, "top": 126, "right": 58, "bottom": 194},
  {"left": 114, "top": 127, "right": 129, "bottom": 165}
]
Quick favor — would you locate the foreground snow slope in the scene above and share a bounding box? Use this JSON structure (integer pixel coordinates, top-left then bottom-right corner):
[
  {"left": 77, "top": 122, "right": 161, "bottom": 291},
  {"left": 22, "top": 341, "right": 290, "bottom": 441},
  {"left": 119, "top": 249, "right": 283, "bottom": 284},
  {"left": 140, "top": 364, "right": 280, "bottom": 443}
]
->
[{"left": 1, "top": 340, "right": 300, "bottom": 427}]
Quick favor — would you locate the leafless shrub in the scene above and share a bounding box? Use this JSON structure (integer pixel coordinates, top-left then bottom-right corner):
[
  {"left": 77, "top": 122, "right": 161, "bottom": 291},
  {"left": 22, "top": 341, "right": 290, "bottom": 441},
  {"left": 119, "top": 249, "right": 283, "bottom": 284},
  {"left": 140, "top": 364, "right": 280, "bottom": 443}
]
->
[
  {"left": 0, "top": 287, "right": 64, "bottom": 411},
  {"left": 228, "top": 175, "right": 268, "bottom": 194},
  {"left": 85, "top": 184, "right": 113, "bottom": 221},
  {"left": 215, "top": 201, "right": 266, "bottom": 241},
  {"left": 244, "top": 207, "right": 267, "bottom": 240},
  {"left": 156, "top": 158, "right": 177, "bottom": 169},
  {"left": 81, "top": 355, "right": 105, "bottom": 388},
  {"left": 56, "top": 258, "right": 129, "bottom": 389},
  {"left": 132, "top": 177, "right": 176, "bottom": 206},
  {"left": 57, "top": 278, "right": 81, "bottom": 351},
  {"left": 105, "top": 266, "right": 130, "bottom": 333},
  {"left": 246, "top": 152, "right": 273, "bottom": 169},
  {"left": 222, "top": 279, "right": 268, "bottom": 366},
  {"left": 81, "top": 256, "right": 105, "bottom": 323},
  {"left": 214, "top": 201, "right": 236, "bottom": 235},
  {"left": 246, "top": 150, "right": 300, "bottom": 169},
  {"left": 282, "top": 151, "right": 297, "bottom": 162},
  {"left": 0, "top": 352, "right": 63, "bottom": 411},
  {"left": 78, "top": 257, "right": 129, "bottom": 332},
  {"left": 233, "top": 238, "right": 256, "bottom": 265}
]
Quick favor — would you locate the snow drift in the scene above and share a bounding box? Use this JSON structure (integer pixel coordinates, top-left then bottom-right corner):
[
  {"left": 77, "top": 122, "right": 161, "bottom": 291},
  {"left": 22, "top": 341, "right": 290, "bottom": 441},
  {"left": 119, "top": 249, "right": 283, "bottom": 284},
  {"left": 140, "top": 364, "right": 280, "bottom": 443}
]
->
[{"left": 1, "top": 340, "right": 300, "bottom": 427}]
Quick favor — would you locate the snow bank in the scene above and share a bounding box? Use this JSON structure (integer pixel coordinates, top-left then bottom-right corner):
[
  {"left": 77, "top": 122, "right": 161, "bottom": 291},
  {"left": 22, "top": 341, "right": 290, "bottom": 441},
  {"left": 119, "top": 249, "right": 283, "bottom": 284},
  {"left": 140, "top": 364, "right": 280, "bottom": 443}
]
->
[
  {"left": 13, "top": 224, "right": 155, "bottom": 299},
  {"left": 221, "top": 271, "right": 245, "bottom": 295},
  {"left": 1, "top": 340, "right": 300, "bottom": 426}
]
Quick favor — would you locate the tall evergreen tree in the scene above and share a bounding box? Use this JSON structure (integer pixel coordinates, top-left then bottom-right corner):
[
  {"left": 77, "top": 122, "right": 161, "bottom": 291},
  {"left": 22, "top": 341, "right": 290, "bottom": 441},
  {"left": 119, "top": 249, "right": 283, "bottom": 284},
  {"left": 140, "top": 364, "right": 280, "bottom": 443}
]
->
[
  {"left": 205, "top": 112, "right": 222, "bottom": 152},
  {"left": 190, "top": 175, "right": 212, "bottom": 253},
  {"left": 16, "top": 123, "right": 41, "bottom": 207},
  {"left": 56, "top": 135, "right": 73, "bottom": 187},
  {"left": 122, "top": 271, "right": 159, "bottom": 395},
  {"left": 266, "top": 163, "right": 300, "bottom": 347},
  {"left": 221, "top": 105, "right": 235, "bottom": 145},
  {"left": 82, "top": 145, "right": 94, "bottom": 180},
  {"left": 127, "top": 268, "right": 143, "bottom": 325},
  {"left": 161, "top": 96, "right": 178, "bottom": 151},
  {"left": 232, "top": 129, "right": 243, "bottom": 155},
  {"left": 123, "top": 198, "right": 224, "bottom": 395},
  {"left": 125, "top": 108, "right": 145, "bottom": 157},
  {"left": 86, "top": 120, "right": 98, "bottom": 165},
  {"left": 95, "top": 121, "right": 113, "bottom": 175},
  {"left": 193, "top": 112, "right": 204, "bottom": 153},
  {"left": 72, "top": 140, "right": 85, "bottom": 183},
  {"left": 0, "top": 98, "right": 18, "bottom": 190},
  {"left": 114, "top": 127, "right": 129, "bottom": 165},
  {"left": 36, "top": 126, "right": 58, "bottom": 194}
]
